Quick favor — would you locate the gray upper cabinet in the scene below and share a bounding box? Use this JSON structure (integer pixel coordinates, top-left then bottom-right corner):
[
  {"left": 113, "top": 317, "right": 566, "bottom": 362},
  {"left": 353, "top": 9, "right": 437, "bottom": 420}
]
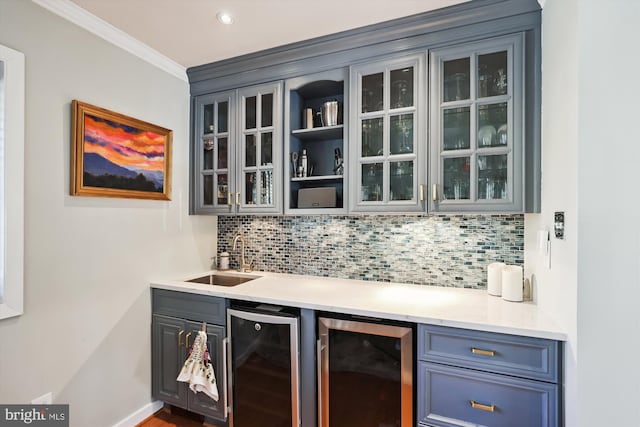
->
[
  {"left": 191, "top": 82, "right": 283, "bottom": 215},
  {"left": 429, "top": 33, "right": 531, "bottom": 213},
  {"left": 349, "top": 54, "right": 426, "bottom": 213},
  {"left": 284, "top": 68, "right": 348, "bottom": 214},
  {"left": 188, "top": 0, "right": 542, "bottom": 215},
  {"left": 193, "top": 91, "right": 236, "bottom": 215},
  {"left": 237, "top": 81, "right": 283, "bottom": 214}
]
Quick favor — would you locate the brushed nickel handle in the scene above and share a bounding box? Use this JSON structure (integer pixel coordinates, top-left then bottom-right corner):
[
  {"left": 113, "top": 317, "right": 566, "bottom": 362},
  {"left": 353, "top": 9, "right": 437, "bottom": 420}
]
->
[
  {"left": 235, "top": 192, "right": 240, "bottom": 206},
  {"left": 227, "top": 192, "right": 232, "bottom": 206},
  {"left": 317, "top": 339, "right": 324, "bottom": 427},
  {"left": 223, "top": 337, "right": 229, "bottom": 419},
  {"left": 419, "top": 184, "right": 425, "bottom": 201},
  {"left": 185, "top": 332, "right": 192, "bottom": 349},
  {"left": 432, "top": 184, "right": 438, "bottom": 201},
  {"left": 178, "top": 330, "right": 184, "bottom": 347},
  {"left": 471, "top": 347, "right": 496, "bottom": 357},
  {"left": 470, "top": 400, "right": 495, "bottom": 412}
]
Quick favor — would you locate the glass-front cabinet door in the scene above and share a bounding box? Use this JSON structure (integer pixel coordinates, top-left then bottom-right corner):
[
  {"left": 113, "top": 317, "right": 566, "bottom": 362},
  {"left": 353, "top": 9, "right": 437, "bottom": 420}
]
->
[
  {"left": 349, "top": 54, "right": 426, "bottom": 213},
  {"left": 429, "top": 34, "right": 524, "bottom": 212},
  {"left": 192, "top": 91, "right": 235, "bottom": 214},
  {"left": 191, "top": 82, "right": 282, "bottom": 215},
  {"left": 237, "top": 82, "right": 283, "bottom": 214}
]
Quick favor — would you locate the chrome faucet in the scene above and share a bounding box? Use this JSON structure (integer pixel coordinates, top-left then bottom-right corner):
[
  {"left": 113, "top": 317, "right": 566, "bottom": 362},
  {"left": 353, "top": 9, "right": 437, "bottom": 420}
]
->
[{"left": 232, "top": 234, "right": 252, "bottom": 272}]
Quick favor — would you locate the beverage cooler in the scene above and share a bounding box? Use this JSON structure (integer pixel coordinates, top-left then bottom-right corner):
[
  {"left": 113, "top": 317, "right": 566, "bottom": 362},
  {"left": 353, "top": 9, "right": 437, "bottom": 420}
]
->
[
  {"left": 227, "top": 306, "right": 300, "bottom": 427},
  {"left": 317, "top": 316, "right": 414, "bottom": 427}
]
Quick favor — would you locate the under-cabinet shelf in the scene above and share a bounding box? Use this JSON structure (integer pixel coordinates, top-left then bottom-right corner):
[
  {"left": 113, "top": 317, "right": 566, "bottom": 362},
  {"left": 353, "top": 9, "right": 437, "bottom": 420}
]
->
[
  {"left": 291, "top": 175, "right": 344, "bottom": 182},
  {"left": 291, "top": 125, "right": 343, "bottom": 141}
]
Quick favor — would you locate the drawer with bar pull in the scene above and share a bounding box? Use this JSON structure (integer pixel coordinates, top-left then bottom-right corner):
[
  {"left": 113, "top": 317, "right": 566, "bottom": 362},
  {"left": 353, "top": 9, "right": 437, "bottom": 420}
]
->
[
  {"left": 417, "top": 324, "right": 559, "bottom": 382},
  {"left": 417, "top": 361, "right": 559, "bottom": 427}
]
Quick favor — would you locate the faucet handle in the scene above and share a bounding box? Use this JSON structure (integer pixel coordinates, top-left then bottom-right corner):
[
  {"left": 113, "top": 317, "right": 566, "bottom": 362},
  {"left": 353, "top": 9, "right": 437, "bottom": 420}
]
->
[{"left": 242, "top": 258, "right": 254, "bottom": 273}]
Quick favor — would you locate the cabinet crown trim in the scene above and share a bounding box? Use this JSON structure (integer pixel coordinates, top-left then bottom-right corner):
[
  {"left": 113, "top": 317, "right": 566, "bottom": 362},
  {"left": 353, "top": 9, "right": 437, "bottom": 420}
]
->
[{"left": 187, "top": 0, "right": 541, "bottom": 94}]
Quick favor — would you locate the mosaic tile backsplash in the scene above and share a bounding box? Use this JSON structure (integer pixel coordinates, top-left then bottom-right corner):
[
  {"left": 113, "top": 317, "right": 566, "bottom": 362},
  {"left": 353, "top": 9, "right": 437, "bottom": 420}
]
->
[{"left": 217, "top": 215, "right": 524, "bottom": 289}]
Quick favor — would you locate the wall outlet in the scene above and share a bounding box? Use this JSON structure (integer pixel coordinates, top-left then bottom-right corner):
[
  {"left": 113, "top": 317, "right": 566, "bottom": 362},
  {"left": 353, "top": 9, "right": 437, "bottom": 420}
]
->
[{"left": 31, "top": 392, "right": 52, "bottom": 405}]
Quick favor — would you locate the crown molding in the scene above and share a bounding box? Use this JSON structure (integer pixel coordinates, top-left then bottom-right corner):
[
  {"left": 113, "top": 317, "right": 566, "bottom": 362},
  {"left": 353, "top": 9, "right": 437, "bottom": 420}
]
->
[{"left": 31, "top": 0, "right": 187, "bottom": 82}]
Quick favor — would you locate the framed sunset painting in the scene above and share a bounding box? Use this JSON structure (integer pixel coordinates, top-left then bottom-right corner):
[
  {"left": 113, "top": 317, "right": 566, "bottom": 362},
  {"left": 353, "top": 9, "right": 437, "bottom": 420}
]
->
[{"left": 71, "top": 100, "right": 172, "bottom": 200}]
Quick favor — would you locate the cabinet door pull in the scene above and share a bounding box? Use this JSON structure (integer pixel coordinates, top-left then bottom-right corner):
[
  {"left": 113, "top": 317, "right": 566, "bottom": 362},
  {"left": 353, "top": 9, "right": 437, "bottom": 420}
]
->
[
  {"left": 432, "top": 184, "right": 438, "bottom": 201},
  {"left": 419, "top": 184, "right": 425, "bottom": 202},
  {"left": 470, "top": 400, "right": 496, "bottom": 412},
  {"left": 235, "top": 192, "right": 240, "bottom": 206},
  {"left": 223, "top": 337, "right": 229, "bottom": 419},
  {"left": 185, "top": 332, "right": 192, "bottom": 349},
  {"left": 227, "top": 193, "right": 232, "bottom": 206},
  {"left": 317, "top": 338, "right": 325, "bottom": 427},
  {"left": 177, "top": 330, "right": 184, "bottom": 347},
  {"left": 471, "top": 347, "right": 496, "bottom": 357}
]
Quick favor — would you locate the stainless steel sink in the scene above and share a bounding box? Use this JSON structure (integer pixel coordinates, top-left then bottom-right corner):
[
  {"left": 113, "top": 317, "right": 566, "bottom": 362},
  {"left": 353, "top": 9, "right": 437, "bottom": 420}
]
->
[{"left": 186, "top": 273, "right": 259, "bottom": 287}]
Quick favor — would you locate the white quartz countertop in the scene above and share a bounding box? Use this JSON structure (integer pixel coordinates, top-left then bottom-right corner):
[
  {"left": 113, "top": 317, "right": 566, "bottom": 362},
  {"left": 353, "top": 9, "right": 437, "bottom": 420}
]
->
[{"left": 150, "top": 270, "right": 566, "bottom": 341}]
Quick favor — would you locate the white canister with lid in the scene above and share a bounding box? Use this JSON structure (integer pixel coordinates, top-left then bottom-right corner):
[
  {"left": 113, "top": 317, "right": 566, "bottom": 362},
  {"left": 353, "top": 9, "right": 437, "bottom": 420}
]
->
[
  {"left": 502, "top": 265, "right": 524, "bottom": 302},
  {"left": 487, "top": 262, "right": 506, "bottom": 296},
  {"left": 219, "top": 252, "right": 230, "bottom": 270}
]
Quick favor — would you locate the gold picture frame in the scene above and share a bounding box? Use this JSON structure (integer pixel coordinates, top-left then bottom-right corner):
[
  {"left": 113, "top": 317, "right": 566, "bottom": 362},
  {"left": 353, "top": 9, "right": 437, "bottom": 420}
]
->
[{"left": 71, "top": 100, "right": 172, "bottom": 200}]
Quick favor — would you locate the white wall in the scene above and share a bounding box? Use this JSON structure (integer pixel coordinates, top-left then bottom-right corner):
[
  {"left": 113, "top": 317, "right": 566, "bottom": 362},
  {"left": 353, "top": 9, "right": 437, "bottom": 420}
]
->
[
  {"left": 525, "top": 0, "right": 579, "bottom": 424},
  {"left": 530, "top": 0, "right": 640, "bottom": 426},
  {"left": 577, "top": 0, "right": 640, "bottom": 425},
  {"left": 0, "top": 1, "right": 216, "bottom": 425}
]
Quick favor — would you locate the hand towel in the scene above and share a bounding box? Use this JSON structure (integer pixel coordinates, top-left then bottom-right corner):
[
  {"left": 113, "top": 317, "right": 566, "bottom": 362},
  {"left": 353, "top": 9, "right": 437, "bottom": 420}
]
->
[{"left": 177, "top": 330, "right": 219, "bottom": 401}]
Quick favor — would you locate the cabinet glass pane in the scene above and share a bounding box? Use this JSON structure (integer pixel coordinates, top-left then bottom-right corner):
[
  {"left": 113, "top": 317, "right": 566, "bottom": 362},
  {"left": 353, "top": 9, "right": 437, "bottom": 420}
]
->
[
  {"left": 261, "top": 132, "right": 273, "bottom": 166},
  {"left": 390, "top": 114, "right": 414, "bottom": 154},
  {"left": 217, "top": 137, "right": 228, "bottom": 169},
  {"left": 203, "top": 104, "right": 214, "bottom": 134},
  {"left": 443, "top": 58, "right": 470, "bottom": 102},
  {"left": 203, "top": 139, "right": 214, "bottom": 170},
  {"left": 203, "top": 174, "right": 213, "bottom": 205},
  {"left": 245, "top": 134, "right": 256, "bottom": 167},
  {"left": 217, "top": 101, "right": 228, "bottom": 133},
  {"left": 443, "top": 107, "right": 470, "bottom": 150},
  {"left": 478, "top": 154, "right": 508, "bottom": 200},
  {"left": 261, "top": 93, "right": 273, "bottom": 127},
  {"left": 390, "top": 67, "right": 413, "bottom": 109},
  {"left": 245, "top": 172, "right": 257, "bottom": 205},
  {"left": 362, "top": 118, "right": 383, "bottom": 157},
  {"left": 361, "top": 163, "right": 383, "bottom": 202},
  {"left": 443, "top": 157, "right": 470, "bottom": 200},
  {"left": 260, "top": 170, "right": 273, "bottom": 205},
  {"left": 217, "top": 173, "right": 228, "bottom": 205},
  {"left": 390, "top": 161, "right": 413, "bottom": 201},
  {"left": 362, "top": 72, "right": 383, "bottom": 113},
  {"left": 478, "top": 103, "right": 507, "bottom": 147},
  {"left": 478, "top": 51, "right": 508, "bottom": 98},
  {"left": 245, "top": 96, "right": 257, "bottom": 129}
]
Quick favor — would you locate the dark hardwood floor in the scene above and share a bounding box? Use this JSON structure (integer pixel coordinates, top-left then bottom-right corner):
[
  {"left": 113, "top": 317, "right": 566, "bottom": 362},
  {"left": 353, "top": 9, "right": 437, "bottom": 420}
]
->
[{"left": 136, "top": 407, "right": 223, "bottom": 427}]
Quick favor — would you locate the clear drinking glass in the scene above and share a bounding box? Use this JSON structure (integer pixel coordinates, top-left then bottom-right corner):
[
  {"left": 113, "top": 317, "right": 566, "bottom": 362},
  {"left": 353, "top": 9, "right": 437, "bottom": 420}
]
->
[
  {"left": 362, "top": 118, "right": 383, "bottom": 157},
  {"left": 443, "top": 58, "right": 470, "bottom": 102},
  {"left": 390, "top": 114, "right": 414, "bottom": 154},
  {"left": 361, "top": 163, "right": 383, "bottom": 201},
  {"left": 443, "top": 157, "right": 470, "bottom": 200},
  {"left": 362, "top": 72, "right": 384, "bottom": 113},
  {"left": 443, "top": 107, "right": 470, "bottom": 150},
  {"left": 390, "top": 161, "right": 413, "bottom": 201}
]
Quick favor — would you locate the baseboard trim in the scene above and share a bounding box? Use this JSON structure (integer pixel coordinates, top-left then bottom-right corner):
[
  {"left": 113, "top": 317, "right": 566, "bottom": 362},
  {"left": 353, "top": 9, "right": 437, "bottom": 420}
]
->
[{"left": 112, "top": 400, "right": 164, "bottom": 427}]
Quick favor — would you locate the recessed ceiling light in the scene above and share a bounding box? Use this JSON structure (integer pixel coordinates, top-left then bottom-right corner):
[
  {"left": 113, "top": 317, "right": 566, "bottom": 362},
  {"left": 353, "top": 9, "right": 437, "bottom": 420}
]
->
[{"left": 216, "top": 12, "right": 234, "bottom": 25}]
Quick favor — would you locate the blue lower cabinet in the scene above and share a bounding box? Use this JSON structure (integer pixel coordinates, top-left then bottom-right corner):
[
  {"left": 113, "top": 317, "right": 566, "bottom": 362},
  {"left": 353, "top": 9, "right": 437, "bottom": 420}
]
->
[{"left": 418, "top": 362, "right": 559, "bottom": 427}]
